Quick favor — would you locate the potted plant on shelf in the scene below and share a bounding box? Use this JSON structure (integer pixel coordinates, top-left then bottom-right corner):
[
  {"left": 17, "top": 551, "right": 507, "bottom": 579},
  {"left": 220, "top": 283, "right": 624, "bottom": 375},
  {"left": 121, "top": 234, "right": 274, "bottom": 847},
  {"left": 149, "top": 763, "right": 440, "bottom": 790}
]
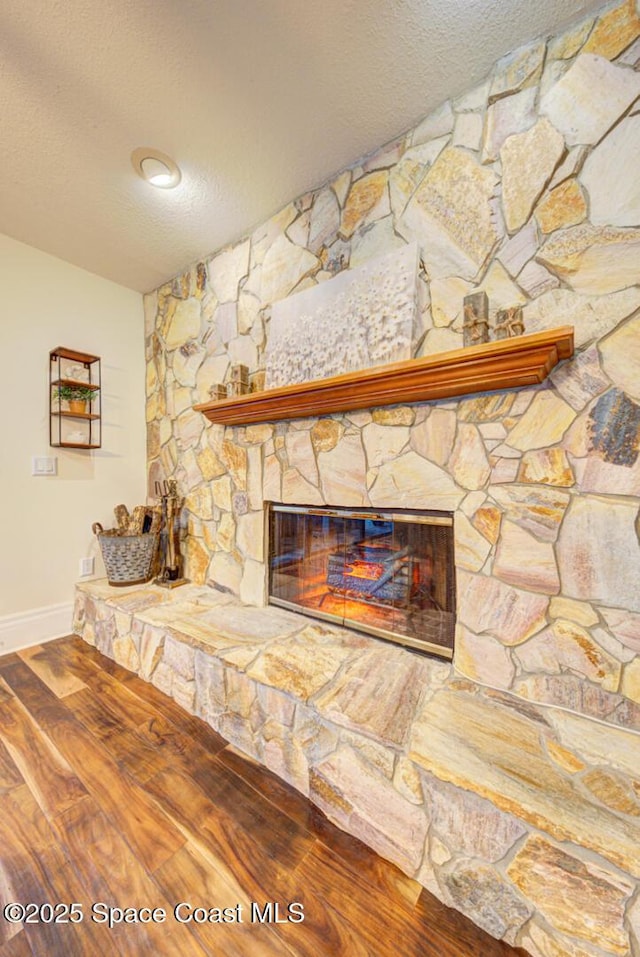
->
[{"left": 53, "top": 384, "right": 99, "bottom": 414}]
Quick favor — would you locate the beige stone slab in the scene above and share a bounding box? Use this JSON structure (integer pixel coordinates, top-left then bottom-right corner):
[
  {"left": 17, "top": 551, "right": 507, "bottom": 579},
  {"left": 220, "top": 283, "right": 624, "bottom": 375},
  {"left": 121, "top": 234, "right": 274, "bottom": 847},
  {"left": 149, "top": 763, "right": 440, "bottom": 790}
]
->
[
  {"left": 260, "top": 235, "right": 319, "bottom": 305},
  {"left": 311, "top": 745, "right": 428, "bottom": 875},
  {"left": 583, "top": 0, "right": 640, "bottom": 59},
  {"left": 455, "top": 512, "right": 492, "bottom": 572},
  {"left": 208, "top": 551, "right": 242, "bottom": 593},
  {"left": 261, "top": 718, "right": 309, "bottom": 795},
  {"left": 517, "top": 448, "right": 575, "bottom": 487},
  {"left": 362, "top": 423, "right": 410, "bottom": 468},
  {"left": 281, "top": 467, "right": 323, "bottom": 505},
  {"left": 263, "top": 451, "right": 282, "bottom": 502},
  {"left": 410, "top": 409, "right": 456, "bottom": 467},
  {"left": 184, "top": 486, "right": 213, "bottom": 521},
  {"left": 501, "top": 117, "right": 565, "bottom": 233},
  {"left": 449, "top": 423, "right": 491, "bottom": 491},
  {"left": 517, "top": 259, "right": 560, "bottom": 298},
  {"left": 482, "top": 86, "right": 537, "bottom": 164},
  {"left": 77, "top": 579, "right": 147, "bottom": 601},
  {"left": 493, "top": 520, "right": 560, "bottom": 594},
  {"left": 209, "top": 241, "right": 250, "bottom": 303},
  {"left": 489, "top": 484, "right": 569, "bottom": 543},
  {"left": 402, "top": 147, "right": 499, "bottom": 279},
  {"left": 557, "top": 495, "right": 640, "bottom": 614},
  {"left": 458, "top": 392, "right": 516, "bottom": 422},
  {"left": 239, "top": 558, "right": 267, "bottom": 607},
  {"left": 165, "top": 298, "right": 201, "bottom": 349},
  {"left": 507, "top": 834, "right": 634, "bottom": 955},
  {"left": 317, "top": 432, "right": 368, "bottom": 506},
  {"left": 221, "top": 440, "right": 248, "bottom": 490},
  {"left": 443, "top": 860, "right": 532, "bottom": 943},
  {"left": 308, "top": 186, "right": 340, "bottom": 252},
  {"left": 430, "top": 276, "right": 473, "bottom": 327},
  {"left": 490, "top": 40, "right": 545, "bottom": 100},
  {"left": 195, "top": 603, "right": 303, "bottom": 643},
  {"left": 550, "top": 344, "right": 610, "bottom": 412},
  {"left": 537, "top": 222, "right": 640, "bottom": 295},
  {"left": 424, "top": 772, "right": 526, "bottom": 861},
  {"left": 506, "top": 389, "right": 576, "bottom": 451},
  {"left": 581, "top": 116, "right": 640, "bottom": 227},
  {"left": 314, "top": 646, "right": 441, "bottom": 747},
  {"left": 339, "top": 170, "right": 389, "bottom": 239},
  {"left": 523, "top": 285, "right": 640, "bottom": 349},
  {"left": 600, "top": 312, "right": 640, "bottom": 404},
  {"left": 515, "top": 621, "right": 622, "bottom": 692},
  {"left": 236, "top": 511, "right": 265, "bottom": 563},
  {"left": 452, "top": 111, "right": 482, "bottom": 150},
  {"left": 581, "top": 766, "right": 640, "bottom": 818},
  {"left": 540, "top": 53, "right": 640, "bottom": 147},
  {"left": 411, "top": 101, "right": 454, "bottom": 146},
  {"left": 111, "top": 635, "right": 139, "bottom": 672},
  {"left": 246, "top": 624, "right": 361, "bottom": 701},
  {"left": 369, "top": 449, "right": 463, "bottom": 510},
  {"left": 103, "top": 588, "right": 174, "bottom": 615},
  {"left": 458, "top": 572, "right": 549, "bottom": 645},
  {"left": 138, "top": 625, "right": 165, "bottom": 682},
  {"left": 455, "top": 627, "right": 516, "bottom": 688},
  {"left": 514, "top": 673, "right": 640, "bottom": 730},
  {"left": 163, "top": 635, "right": 196, "bottom": 680},
  {"left": 535, "top": 179, "right": 587, "bottom": 234},
  {"left": 549, "top": 596, "right": 598, "bottom": 627},
  {"left": 472, "top": 504, "right": 502, "bottom": 544},
  {"left": 408, "top": 688, "right": 640, "bottom": 875},
  {"left": 549, "top": 707, "right": 640, "bottom": 781},
  {"left": 497, "top": 221, "right": 538, "bottom": 277},
  {"left": 216, "top": 643, "right": 264, "bottom": 672},
  {"left": 600, "top": 607, "right": 640, "bottom": 654},
  {"left": 572, "top": 453, "right": 640, "bottom": 498},
  {"left": 285, "top": 429, "right": 318, "bottom": 483},
  {"left": 135, "top": 591, "right": 234, "bottom": 624}
]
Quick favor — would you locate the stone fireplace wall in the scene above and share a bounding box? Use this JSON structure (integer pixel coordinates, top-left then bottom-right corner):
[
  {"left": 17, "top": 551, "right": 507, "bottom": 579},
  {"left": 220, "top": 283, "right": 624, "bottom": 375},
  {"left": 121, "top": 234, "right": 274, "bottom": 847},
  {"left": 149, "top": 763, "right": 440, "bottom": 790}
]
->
[
  {"left": 145, "top": 0, "right": 640, "bottom": 730},
  {"left": 128, "top": 5, "right": 640, "bottom": 953},
  {"left": 145, "top": 2, "right": 640, "bottom": 700}
]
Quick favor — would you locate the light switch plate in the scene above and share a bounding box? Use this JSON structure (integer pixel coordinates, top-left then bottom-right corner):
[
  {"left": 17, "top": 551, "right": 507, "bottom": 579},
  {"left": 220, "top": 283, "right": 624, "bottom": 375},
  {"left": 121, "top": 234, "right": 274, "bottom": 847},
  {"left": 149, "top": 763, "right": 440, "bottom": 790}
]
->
[
  {"left": 32, "top": 456, "right": 57, "bottom": 476},
  {"left": 79, "top": 557, "right": 95, "bottom": 577}
]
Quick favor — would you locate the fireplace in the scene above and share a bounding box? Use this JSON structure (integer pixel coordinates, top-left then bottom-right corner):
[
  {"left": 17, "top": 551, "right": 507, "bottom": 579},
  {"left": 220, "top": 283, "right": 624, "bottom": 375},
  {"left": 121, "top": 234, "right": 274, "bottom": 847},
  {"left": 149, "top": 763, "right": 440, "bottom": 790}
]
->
[{"left": 268, "top": 504, "right": 455, "bottom": 658}]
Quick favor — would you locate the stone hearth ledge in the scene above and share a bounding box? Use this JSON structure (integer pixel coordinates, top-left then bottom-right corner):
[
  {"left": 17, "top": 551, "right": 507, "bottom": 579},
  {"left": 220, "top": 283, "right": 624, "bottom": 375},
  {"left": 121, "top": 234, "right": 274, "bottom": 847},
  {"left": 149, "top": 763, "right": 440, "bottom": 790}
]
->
[{"left": 74, "top": 579, "right": 640, "bottom": 955}]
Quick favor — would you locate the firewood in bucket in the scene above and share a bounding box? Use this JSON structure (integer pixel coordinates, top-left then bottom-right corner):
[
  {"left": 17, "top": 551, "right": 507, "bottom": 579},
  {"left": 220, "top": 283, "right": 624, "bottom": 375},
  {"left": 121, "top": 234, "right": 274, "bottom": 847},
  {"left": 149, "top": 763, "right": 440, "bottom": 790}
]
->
[
  {"left": 127, "top": 505, "right": 148, "bottom": 535},
  {"left": 114, "top": 504, "right": 129, "bottom": 532}
]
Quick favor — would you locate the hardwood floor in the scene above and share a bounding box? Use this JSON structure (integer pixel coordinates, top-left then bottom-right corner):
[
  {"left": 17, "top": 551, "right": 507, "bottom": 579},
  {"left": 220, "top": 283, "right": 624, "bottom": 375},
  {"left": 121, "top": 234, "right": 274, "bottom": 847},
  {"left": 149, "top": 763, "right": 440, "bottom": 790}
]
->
[{"left": 0, "top": 636, "right": 529, "bottom": 956}]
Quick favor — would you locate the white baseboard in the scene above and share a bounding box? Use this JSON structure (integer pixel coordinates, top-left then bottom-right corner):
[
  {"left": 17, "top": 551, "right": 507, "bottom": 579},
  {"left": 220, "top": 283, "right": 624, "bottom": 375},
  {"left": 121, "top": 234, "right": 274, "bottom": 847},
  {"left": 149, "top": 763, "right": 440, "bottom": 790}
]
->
[{"left": 0, "top": 601, "right": 74, "bottom": 655}]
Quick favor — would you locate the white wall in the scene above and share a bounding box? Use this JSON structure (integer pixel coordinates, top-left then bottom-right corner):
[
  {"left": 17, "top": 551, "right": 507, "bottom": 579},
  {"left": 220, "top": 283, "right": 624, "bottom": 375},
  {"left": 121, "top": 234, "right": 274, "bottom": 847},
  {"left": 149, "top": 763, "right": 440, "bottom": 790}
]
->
[{"left": 0, "top": 233, "right": 147, "bottom": 649}]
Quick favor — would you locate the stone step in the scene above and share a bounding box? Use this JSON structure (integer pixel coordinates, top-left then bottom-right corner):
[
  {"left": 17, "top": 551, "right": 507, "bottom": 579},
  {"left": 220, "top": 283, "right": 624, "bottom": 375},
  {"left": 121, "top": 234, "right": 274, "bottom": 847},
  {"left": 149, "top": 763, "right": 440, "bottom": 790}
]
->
[{"left": 74, "top": 579, "right": 640, "bottom": 956}]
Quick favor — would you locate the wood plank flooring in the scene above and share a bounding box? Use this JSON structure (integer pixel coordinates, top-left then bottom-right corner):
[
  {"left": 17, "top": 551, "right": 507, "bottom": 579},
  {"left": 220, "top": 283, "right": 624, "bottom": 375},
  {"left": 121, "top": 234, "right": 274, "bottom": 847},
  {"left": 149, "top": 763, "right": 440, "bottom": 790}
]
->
[{"left": 0, "top": 636, "right": 530, "bottom": 957}]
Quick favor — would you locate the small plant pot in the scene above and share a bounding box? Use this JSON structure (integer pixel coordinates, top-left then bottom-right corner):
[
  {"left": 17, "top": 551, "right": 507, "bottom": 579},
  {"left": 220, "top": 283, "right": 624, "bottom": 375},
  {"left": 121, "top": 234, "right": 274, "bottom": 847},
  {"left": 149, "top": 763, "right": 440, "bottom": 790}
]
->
[{"left": 69, "top": 399, "right": 87, "bottom": 415}]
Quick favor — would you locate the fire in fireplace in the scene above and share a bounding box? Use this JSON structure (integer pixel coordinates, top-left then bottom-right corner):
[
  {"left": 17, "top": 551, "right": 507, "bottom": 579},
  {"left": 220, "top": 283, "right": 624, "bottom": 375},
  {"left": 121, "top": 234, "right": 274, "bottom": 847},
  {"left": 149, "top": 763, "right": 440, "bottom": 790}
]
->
[{"left": 268, "top": 504, "right": 455, "bottom": 658}]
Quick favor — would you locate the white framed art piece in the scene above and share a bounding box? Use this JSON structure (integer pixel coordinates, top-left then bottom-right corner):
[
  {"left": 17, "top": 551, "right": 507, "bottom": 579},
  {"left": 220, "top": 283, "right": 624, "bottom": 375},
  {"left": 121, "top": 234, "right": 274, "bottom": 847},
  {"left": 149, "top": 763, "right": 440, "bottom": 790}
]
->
[{"left": 265, "top": 243, "right": 419, "bottom": 388}]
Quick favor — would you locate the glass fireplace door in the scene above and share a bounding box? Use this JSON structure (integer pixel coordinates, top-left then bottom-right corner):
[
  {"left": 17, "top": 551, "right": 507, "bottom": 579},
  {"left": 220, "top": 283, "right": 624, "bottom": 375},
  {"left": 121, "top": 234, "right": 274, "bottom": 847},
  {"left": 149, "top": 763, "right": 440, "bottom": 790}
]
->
[{"left": 268, "top": 504, "right": 455, "bottom": 659}]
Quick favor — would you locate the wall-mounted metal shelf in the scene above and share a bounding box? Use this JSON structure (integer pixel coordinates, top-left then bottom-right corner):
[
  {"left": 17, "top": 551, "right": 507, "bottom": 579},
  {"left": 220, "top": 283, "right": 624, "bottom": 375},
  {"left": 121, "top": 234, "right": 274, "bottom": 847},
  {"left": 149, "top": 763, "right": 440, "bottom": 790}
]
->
[{"left": 49, "top": 347, "right": 102, "bottom": 449}]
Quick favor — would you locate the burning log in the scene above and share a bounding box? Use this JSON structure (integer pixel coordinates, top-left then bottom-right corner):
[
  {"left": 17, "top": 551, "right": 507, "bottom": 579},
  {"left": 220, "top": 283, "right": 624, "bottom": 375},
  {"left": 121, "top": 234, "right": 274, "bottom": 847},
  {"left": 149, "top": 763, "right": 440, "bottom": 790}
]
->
[
  {"left": 367, "top": 545, "right": 410, "bottom": 595},
  {"left": 327, "top": 543, "right": 413, "bottom": 604}
]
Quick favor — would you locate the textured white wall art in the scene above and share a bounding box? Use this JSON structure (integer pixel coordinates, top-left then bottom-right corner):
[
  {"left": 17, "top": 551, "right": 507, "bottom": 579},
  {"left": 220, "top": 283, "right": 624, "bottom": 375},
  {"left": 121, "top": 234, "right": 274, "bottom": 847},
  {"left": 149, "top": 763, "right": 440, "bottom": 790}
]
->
[{"left": 265, "top": 244, "right": 419, "bottom": 388}]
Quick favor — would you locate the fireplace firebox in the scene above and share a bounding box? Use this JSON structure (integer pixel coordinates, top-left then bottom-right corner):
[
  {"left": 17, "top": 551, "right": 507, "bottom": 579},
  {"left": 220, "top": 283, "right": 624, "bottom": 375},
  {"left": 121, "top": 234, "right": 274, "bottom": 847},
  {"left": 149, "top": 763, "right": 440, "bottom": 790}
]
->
[{"left": 268, "top": 504, "right": 455, "bottom": 658}]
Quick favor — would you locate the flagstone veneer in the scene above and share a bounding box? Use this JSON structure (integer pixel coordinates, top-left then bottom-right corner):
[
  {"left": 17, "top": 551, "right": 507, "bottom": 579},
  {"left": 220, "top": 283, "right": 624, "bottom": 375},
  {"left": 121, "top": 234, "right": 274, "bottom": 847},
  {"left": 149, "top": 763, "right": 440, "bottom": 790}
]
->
[{"left": 118, "top": 2, "right": 640, "bottom": 954}]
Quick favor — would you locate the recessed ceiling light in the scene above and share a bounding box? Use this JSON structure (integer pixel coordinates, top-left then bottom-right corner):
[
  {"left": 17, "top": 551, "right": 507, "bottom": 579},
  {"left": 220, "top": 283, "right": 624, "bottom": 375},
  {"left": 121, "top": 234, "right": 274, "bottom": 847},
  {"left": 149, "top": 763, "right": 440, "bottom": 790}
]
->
[{"left": 131, "top": 147, "right": 181, "bottom": 189}]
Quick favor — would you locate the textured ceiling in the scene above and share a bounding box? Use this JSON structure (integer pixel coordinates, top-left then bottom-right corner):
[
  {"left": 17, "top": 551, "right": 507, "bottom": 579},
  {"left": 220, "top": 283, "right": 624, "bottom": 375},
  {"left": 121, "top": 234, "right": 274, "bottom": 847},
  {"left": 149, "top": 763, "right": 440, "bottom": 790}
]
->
[{"left": 1, "top": 0, "right": 606, "bottom": 293}]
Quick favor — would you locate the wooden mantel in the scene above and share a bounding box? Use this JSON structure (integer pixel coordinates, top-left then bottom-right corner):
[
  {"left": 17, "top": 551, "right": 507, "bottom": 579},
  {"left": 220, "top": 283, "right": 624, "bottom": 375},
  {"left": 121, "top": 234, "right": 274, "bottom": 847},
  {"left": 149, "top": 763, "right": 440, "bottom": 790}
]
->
[{"left": 194, "top": 325, "right": 574, "bottom": 427}]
